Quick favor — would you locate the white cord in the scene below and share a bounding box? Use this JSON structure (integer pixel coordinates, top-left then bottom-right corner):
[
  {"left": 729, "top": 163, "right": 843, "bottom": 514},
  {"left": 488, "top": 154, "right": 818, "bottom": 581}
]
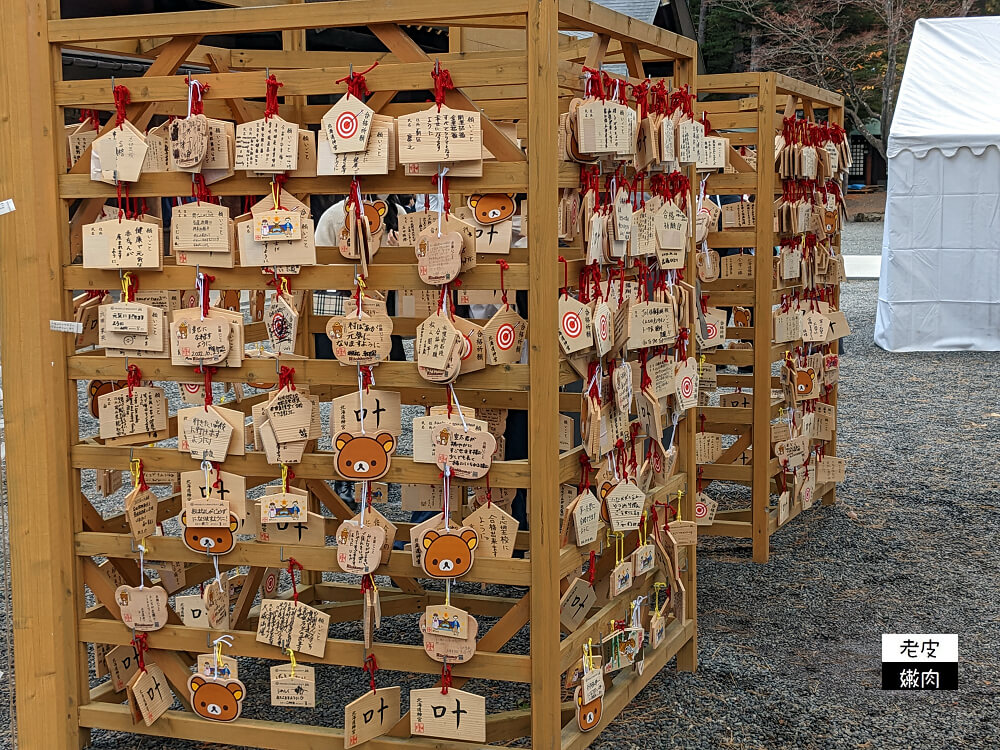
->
[
  {"left": 187, "top": 79, "right": 203, "bottom": 118},
  {"left": 449, "top": 385, "right": 469, "bottom": 433},
  {"left": 436, "top": 166, "right": 450, "bottom": 237}
]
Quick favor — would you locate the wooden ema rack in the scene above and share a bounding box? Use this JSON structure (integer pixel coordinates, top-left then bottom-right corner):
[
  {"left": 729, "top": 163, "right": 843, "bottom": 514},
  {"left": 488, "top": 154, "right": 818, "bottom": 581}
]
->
[
  {"left": 0, "top": 2, "right": 698, "bottom": 748},
  {"left": 694, "top": 73, "right": 845, "bottom": 563}
]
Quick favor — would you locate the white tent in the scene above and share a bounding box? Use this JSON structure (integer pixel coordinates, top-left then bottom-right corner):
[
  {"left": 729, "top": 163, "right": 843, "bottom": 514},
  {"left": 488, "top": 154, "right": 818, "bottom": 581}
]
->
[{"left": 875, "top": 17, "right": 1000, "bottom": 351}]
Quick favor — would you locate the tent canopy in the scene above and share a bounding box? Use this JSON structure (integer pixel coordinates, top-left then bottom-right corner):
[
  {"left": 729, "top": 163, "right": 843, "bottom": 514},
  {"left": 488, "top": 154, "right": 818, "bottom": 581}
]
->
[
  {"left": 876, "top": 16, "right": 1000, "bottom": 352},
  {"left": 889, "top": 16, "right": 1000, "bottom": 158}
]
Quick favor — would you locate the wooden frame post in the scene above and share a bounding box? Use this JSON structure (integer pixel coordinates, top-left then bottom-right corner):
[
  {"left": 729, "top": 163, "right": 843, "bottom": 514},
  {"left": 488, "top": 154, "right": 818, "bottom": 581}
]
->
[
  {"left": 674, "top": 55, "right": 700, "bottom": 670},
  {"left": 752, "top": 73, "right": 777, "bottom": 563},
  {"left": 527, "top": 0, "right": 562, "bottom": 742},
  {"left": 0, "top": 1, "right": 83, "bottom": 748}
]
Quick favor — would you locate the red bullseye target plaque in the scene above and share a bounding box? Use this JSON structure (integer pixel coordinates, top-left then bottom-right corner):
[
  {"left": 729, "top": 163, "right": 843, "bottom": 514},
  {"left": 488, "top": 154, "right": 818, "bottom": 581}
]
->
[
  {"left": 336, "top": 111, "right": 358, "bottom": 139},
  {"left": 321, "top": 96, "right": 373, "bottom": 153},
  {"left": 558, "top": 296, "right": 593, "bottom": 354},
  {"left": 495, "top": 323, "right": 516, "bottom": 350},
  {"left": 562, "top": 310, "right": 582, "bottom": 338}
]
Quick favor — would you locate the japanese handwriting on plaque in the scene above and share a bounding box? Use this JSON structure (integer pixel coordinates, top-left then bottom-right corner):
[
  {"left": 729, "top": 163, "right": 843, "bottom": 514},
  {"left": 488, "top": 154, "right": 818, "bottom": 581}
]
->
[
  {"left": 414, "top": 228, "right": 463, "bottom": 285},
  {"left": 256, "top": 599, "right": 330, "bottom": 658},
  {"left": 168, "top": 114, "right": 208, "bottom": 169},
  {"left": 410, "top": 687, "right": 485, "bottom": 742},
  {"left": 90, "top": 120, "right": 148, "bottom": 184},
  {"left": 560, "top": 577, "right": 597, "bottom": 631},
  {"left": 234, "top": 116, "right": 299, "bottom": 172},
  {"left": 334, "top": 519, "right": 386, "bottom": 574},
  {"left": 322, "top": 95, "right": 374, "bottom": 154},
  {"left": 264, "top": 387, "right": 313, "bottom": 443},
  {"left": 172, "top": 203, "right": 232, "bottom": 267},
  {"left": 170, "top": 315, "right": 232, "bottom": 366},
  {"left": 125, "top": 486, "right": 157, "bottom": 541},
  {"left": 128, "top": 664, "right": 172, "bottom": 727},
  {"left": 571, "top": 491, "right": 601, "bottom": 546},
  {"left": 627, "top": 301, "right": 677, "bottom": 350},
  {"left": 464, "top": 502, "right": 517, "bottom": 559},
  {"left": 178, "top": 404, "right": 244, "bottom": 458},
  {"left": 98, "top": 304, "right": 165, "bottom": 354},
  {"left": 325, "top": 312, "right": 393, "bottom": 366},
  {"left": 604, "top": 481, "right": 645, "bottom": 532},
  {"left": 330, "top": 389, "right": 402, "bottom": 436},
  {"left": 397, "top": 106, "right": 482, "bottom": 163},
  {"left": 344, "top": 686, "right": 400, "bottom": 748},
  {"left": 434, "top": 426, "right": 497, "bottom": 480},
  {"left": 98, "top": 386, "right": 168, "bottom": 441},
  {"left": 317, "top": 114, "right": 393, "bottom": 176},
  {"left": 180, "top": 406, "right": 234, "bottom": 461},
  {"left": 415, "top": 314, "right": 462, "bottom": 372},
  {"left": 270, "top": 663, "right": 316, "bottom": 707},
  {"left": 115, "top": 585, "right": 168, "bottom": 632},
  {"left": 83, "top": 218, "right": 162, "bottom": 270}
]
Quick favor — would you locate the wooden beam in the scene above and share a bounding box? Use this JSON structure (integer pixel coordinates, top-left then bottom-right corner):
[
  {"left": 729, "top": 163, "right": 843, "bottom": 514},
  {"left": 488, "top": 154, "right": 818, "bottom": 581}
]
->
[
  {"left": 48, "top": 0, "right": 530, "bottom": 42},
  {"left": 368, "top": 23, "right": 525, "bottom": 162},
  {"left": 0, "top": 2, "right": 82, "bottom": 746},
  {"left": 79, "top": 701, "right": 501, "bottom": 749},
  {"left": 527, "top": 0, "right": 562, "bottom": 746},
  {"left": 78, "top": 617, "right": 530, "bottom": 682},
  {"left": 583, "top": 33, "right": 610, "bottom": 69},
  {"left": 753, "top": 73, "right": 778, "bottom": 564},
  {"left": 557, "top": 0, "right": 697, "bottom": 59},
  {"left": 59, "top": 161, "right": 533, "bottom": 198},
  {"left": 76, "top": 532, "right": 536, "bottom": 586},
  {"left": 622, "top": 41, "right": 645, "bottom": 79},
  {"left": 55, "top": 57, "right": 528, "bottom": 107},
  {"left": 206, "top": 52, "right": 256, "bottom": 123}
]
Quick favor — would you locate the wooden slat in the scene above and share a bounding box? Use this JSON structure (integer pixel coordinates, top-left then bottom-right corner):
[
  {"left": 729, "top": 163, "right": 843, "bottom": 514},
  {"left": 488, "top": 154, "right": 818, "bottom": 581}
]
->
[
  {"left": 48, "top": 0, "right": 529, "bottom": 42},
  {"left": 54, "top": 57, "right": 528, "bottom": 106},
  {"left": 77, "top": 532, "right": 536, "bottom": 586},
  {"left": 59, "top": 162, "right": 531, "bottom": 198},
  {"left": 71, "top": 445, "right": 530, "bottom": 488},
  {"left": 557, "top": 0, "right": 696, "bottom": 59},
  {"left": 78, "top": 702, "right": 498, "bottom": 749},
  {"left": 67, "top": 353, "right": 529, "bottom": 390},
  {"left": 774, "top": 73, "right": 844, "bottom": 108},
  {"left": 63, "top": 258, "right": 539, "bottom": 291},
  {"left": 79, "top": 618, "right": 530, "bottom": 681}
]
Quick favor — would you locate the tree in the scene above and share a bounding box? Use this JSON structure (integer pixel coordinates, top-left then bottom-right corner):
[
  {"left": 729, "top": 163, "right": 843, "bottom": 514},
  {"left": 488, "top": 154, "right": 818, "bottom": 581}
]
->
[{"left": 713, "top": 0, "right": 970, "bottom": 159}]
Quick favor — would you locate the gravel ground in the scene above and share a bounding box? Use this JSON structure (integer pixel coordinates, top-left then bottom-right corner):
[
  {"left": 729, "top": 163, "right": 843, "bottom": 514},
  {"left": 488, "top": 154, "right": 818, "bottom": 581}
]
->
[
  {"left": 839, "top": 221, "right": 884, "bottom": 256},
  {"left": 1, "top": 222, "right": 998, "bottom": 749}
]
